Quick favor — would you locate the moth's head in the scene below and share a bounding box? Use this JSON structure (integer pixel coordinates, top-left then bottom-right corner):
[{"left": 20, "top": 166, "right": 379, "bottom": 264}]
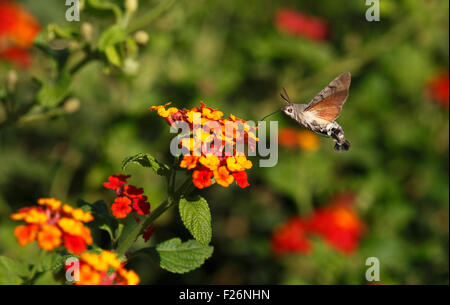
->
[{"left": 281, "top": 104, "right": 296, "bottom": 119}]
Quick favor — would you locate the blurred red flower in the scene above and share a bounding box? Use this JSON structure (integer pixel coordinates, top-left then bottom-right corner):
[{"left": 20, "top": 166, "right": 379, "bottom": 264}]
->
[
  {"left": 0, "top": 46, "right": 30, "bottom": 67},
  {"left": 307, "top": 202, "right": 365, "bottom": 255},
  {"left": 0, "top": 1, "right": 40, "bottom": 67},
  {"left": 271, "top": 192, "right": 365, "bottom": 256},
  {"left": 426, "top": 72, "right": 449, "bottom": 108},
  {"left": 278, "top": 127, "right": 298, "bottom": 148},
  {"left": 271, "top": 217, "right": 311, "bottom": 256},
  {"left": 275, "top": 9, "right": 328, "bottom": 41}
]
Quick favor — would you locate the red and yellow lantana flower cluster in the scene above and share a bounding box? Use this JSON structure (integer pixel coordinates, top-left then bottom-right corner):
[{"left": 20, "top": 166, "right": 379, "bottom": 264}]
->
[
  {"left": 103, "top": 174, "right": 151, "bottom": 219},
  {"left": 149, "top": 102, "right": 258, "bottom": 189},
  {"left": 68, "top": 250, "right": 139, "bottom": 285},
  {"left": 103, "top": 174, "right": 154, "bottom": 241},
  {"left": 10, "top": 198, "right": 93, "bottom": 254},
  {"left": 271, "top": 193, "right": 365, "bottom": 255},
  {"left": 0, "top": 0, "right": 41, "bottom": 67}
]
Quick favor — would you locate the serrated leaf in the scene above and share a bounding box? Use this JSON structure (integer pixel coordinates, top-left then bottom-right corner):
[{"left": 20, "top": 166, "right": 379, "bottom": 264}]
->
[
  {"left": 179, "top": 196, "right": 212, "bottom": 245},
  {"left": 98, "top": 25, "right": 126, "bottom": 51},
  {"left": 122, "top": 153, "right": 170, "bottom": 176},
  {"left": 37, "top": 73, "right": 72, "bottom": 107},
  {"left": 77, "top": 199, "right": 118, "bottom": 241},
  {"left": 0, "top": 256, "right": 29, "bottom": 284},
  {"left": 155, "top": 238, "right": 213, "bottom": 274}
]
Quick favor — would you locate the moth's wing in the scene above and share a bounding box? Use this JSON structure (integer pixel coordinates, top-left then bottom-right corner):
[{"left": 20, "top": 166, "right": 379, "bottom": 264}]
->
[{"left": 304, "top": 72, "right": 351, "bottom": 122}]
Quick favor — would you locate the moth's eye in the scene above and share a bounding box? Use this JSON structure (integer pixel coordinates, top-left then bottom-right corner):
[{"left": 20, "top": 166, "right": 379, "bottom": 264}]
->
[{"left": 287, "top": 108, "right": 292, "bottom": 113}]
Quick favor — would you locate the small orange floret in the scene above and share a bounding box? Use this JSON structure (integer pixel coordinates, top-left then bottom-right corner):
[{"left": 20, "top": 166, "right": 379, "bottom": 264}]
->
[
  {"left": 14, "top": 224, "right": 38, "bottom": 246},
  {"left": 37, "top": 224, "right": 62, "bottom": 251},
  {"left": 78, "top": 264, "right": 101, "bottom": 285},
  {"left": 37, "top": 198, "right": 61, "bottom": 210},
  {"left": 192, "top": 170, "right": 213, "bottom": 189},
  {"left": 297, "top": 130, "right": 320, "bottom": 151},
  {"left": 213, "top": 166, "right": 234, "bottom": 187},
  {"left": 199, "top": 154, "right": 220, "bottom": 171},
  {"left": 179, "top": 155, "right": 199, "bottom": 170},
  {"left": 111, "top": 196, "right": 132, "bottom": 219}
]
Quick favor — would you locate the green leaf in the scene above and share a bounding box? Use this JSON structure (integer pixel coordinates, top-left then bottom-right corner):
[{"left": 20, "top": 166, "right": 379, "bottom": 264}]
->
[
  {"left": 33, "top": 271, "right": 60, "bottom": 285},
  {"left": 39, "top": 252, "right": 74, "bottom": 273},
  {"left": 104, "top": 45, "right": 122, "bottom": 66},
  {"left": 155, "top": 238, "right": 213, "bottom": 274},
  {"left": 122, "top": 153, "right": 170, "bottom": 176},
  {"left": 77, "top": 199, "right": 118, "bottom": 241},
  {"left": 37, "top": 73, "right": 72, "bottom": 107},
  {"left": 98, "top": 25, "right": 126, "bottom": 51},
  {"left": 0, "top": 256, "right": 29, "bottom": 284},
  {"left": 179, "top": 196, "right": 212, "bottom": 245}
]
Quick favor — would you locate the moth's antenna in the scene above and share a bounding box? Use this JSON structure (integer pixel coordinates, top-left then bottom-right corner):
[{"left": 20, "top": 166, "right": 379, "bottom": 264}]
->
[
  {"left": 280, "top": 87, "right": 291, "bottom": 104},
  {"left": 260, "top": 109, "right": 281, "bottom": 121}
]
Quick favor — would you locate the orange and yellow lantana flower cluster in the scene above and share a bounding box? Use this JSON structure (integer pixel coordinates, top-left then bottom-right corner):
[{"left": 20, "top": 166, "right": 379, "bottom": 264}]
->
[
  {"left": 69, "top": 250, "right": 140, "bottom": 285},
  {"left": 10, "top": 198, "right": 93, "bottom": 254},
  {"left": 149, "top": 102, "right": 258, "bottom": 189}
]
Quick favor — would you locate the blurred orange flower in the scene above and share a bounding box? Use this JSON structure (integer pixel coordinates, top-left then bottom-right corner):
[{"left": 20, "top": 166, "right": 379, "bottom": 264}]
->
[
  {"left": 275, "top": 9, "right": 328, "bottom": 41},
  {"left": 279, "top": 127, "right": 320, "bottom": 151},
  {"left": 426, "top": 71, "right": 449, "bottom": 108},
  {"left": 0, "top": 1, "right": 40, "bottom": 67},
  {"left": 297, "top": 130, "right": 320, "bottom": 151},
  {"left": 10, "top": 198, "right": 93, "bottom": 254},
  {"left": 67, "top": 250, "right": 140, "bottom": 285}
]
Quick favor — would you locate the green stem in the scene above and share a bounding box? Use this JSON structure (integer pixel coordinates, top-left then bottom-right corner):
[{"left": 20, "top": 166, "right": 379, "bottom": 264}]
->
[
  {"left": 115, "top": 176, "right": 193, "bottom": 258},
  {"left": 17, "top": 108, "right": 65, "bottom": 125},
  {"left": 126, "top": 0, "right": 176, "bottom": 33},
  {"left": 69, "top": 50, "right": 101, "bottom": 74},
  {"left": 113, "top": 223, "right": 125, "bottom": 245},
  {"left": 27, "top": 250, "right": 46, "bottom": 284}
]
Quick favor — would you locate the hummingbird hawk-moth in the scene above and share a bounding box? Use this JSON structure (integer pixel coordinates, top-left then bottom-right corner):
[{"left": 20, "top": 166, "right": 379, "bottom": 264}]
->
[{"left": 268, "top": 72, "right": 351, "bottom": 152}]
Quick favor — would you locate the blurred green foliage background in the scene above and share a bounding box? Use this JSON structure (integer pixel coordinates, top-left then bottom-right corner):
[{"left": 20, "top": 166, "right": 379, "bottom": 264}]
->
[{"left": 0, "top": 0, "right": 448, "bottom": 284}]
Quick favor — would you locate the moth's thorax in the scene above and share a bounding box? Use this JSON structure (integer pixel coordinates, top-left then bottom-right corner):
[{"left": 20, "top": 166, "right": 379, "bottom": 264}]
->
[
  {"left": 281, "top": 103, "right": 329, "bottom": 131},
  {"left": 281, "top": 103, "right": 306, "bottom": 122}
]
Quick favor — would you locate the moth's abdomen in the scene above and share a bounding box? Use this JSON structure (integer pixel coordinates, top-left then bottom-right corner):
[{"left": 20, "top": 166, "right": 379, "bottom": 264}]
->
[
  {"left": 334, "top": 140, "right": 350, "bottom": 152},
  {"left": 326, "top": 122, "right": 350, "bottom": 152}
]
